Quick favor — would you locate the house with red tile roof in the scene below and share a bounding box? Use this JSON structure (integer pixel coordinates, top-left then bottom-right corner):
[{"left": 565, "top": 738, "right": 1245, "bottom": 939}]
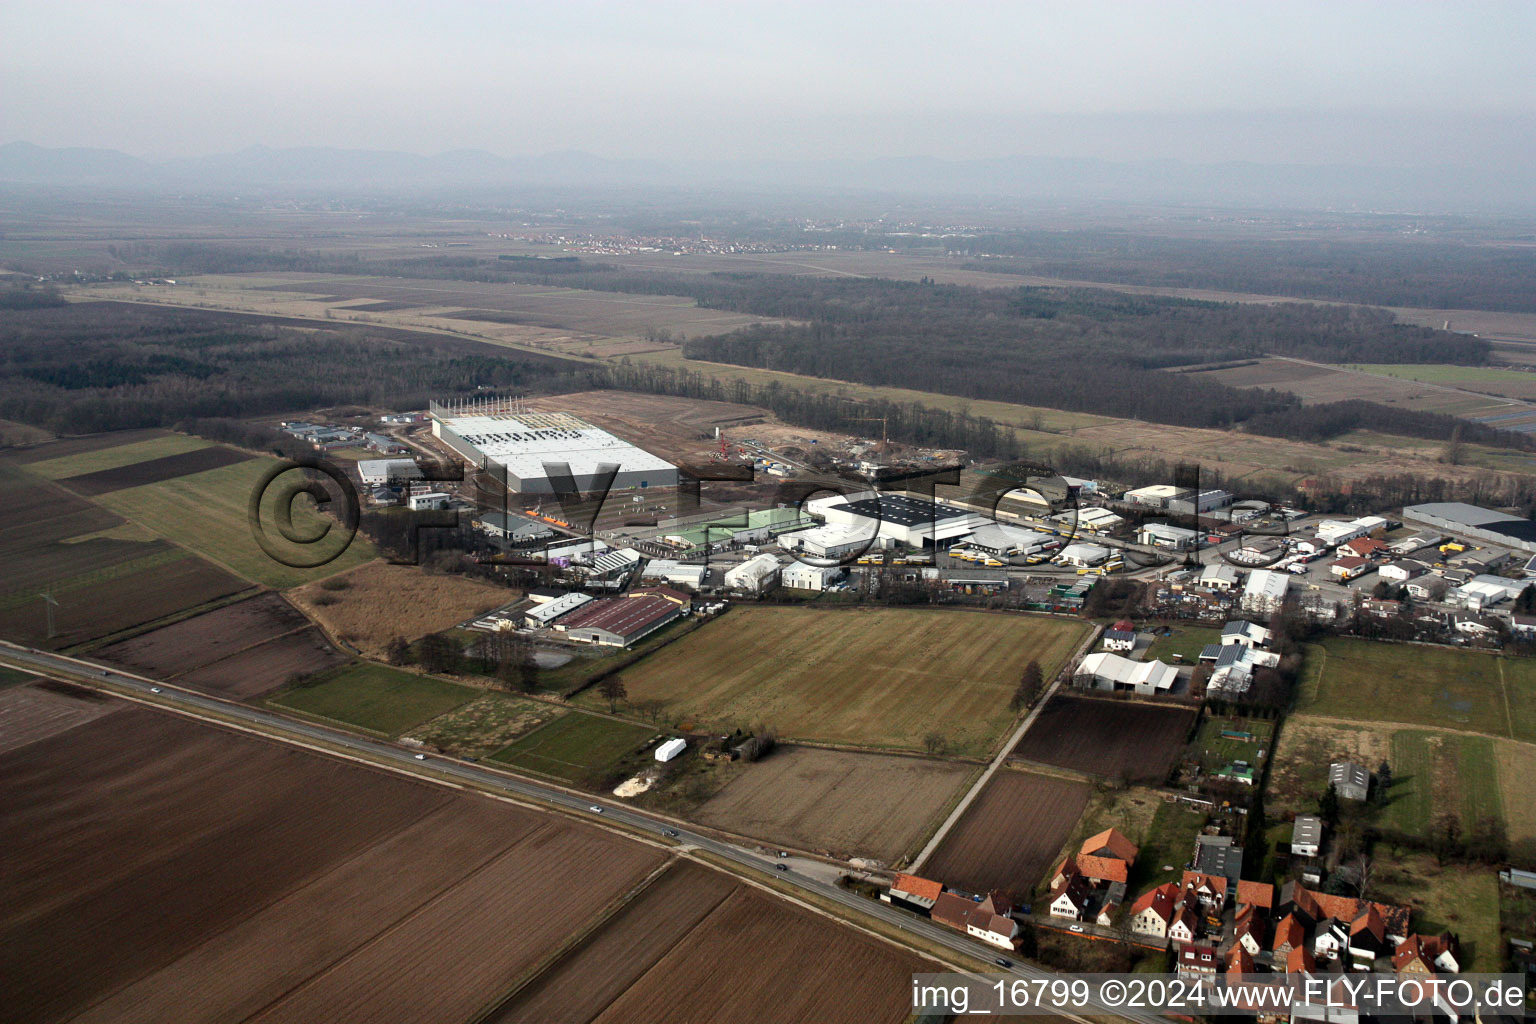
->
[
  {"left": 1128, "top": 882, "right": 1180, "bottom": 939},
  {"left": 1077, "top": 828, "right": 1139, "bottom": 885},
  {"left": 1287, "top": 945, "right": 1317, "bottom": 974},
  {"left": 1236, "top": 880, "right": 1275, "bottom": 911},
  {"left": 1234, "top": 906, "right": 1268, "bottom": 956},
  {"left": 1272, "top": 914, "right": 1306, "bottom": 957},
  {"left": 1181, "top": 870, "right": 1229, "bottom": 912},
  {"left": 1392, "top": 933, "right": 1460, "bottom": 975},
  {"left": 1168, "top": 903, "right": 1201, "bottom": 946}
]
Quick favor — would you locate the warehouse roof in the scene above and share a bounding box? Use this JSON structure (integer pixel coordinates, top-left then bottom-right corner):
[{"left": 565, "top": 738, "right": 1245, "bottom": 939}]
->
[
  {"left": 559, "top": 594, "right": 679, "bottom": 639},
  {"left": 1404, "top": 501, "right": 1536, "bottom": 542},
  {"left": 438, "top": 410, "right": 674, "bottom": 483},
  {"left": 840, "top": 492, "right": 972, "bottom": 528}
]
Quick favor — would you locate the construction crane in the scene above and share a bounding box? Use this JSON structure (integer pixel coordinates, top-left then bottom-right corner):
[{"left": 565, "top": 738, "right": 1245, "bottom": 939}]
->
[{"left": 850, "top": 416, "right": 889, "bottom": 446}]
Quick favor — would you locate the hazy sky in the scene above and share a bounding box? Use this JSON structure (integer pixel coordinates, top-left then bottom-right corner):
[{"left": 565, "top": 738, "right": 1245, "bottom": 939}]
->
[{"left": 4, "top": 1, "right": 1534, "bottom": 167}]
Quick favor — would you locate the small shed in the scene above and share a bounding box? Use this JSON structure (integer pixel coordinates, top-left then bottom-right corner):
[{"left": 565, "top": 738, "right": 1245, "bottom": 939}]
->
[{"left": 655, "top": 737, "right": 687, "bottom": 763}]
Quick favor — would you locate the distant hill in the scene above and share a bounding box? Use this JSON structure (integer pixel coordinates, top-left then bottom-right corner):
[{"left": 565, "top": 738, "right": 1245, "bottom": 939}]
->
[{"left": 0, "top": 141, "right": 1528, "bottom": 212}]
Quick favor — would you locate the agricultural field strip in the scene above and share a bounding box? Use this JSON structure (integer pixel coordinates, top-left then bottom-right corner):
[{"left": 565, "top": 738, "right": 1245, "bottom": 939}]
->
[
  {"left": 0, "top": 645, "right": 1170, "bottom": 1024},
  {"left": 239, "top": 823, "right": 670, "bottom": 1024}
]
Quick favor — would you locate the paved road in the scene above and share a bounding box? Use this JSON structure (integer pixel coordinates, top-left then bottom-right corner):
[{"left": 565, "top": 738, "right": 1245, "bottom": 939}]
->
[{"left": 0, "top": 640, "right": 1166, "bottom": 1024}]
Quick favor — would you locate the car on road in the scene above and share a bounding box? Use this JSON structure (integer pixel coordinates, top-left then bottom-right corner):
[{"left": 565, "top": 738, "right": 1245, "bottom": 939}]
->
[
  {"left": 588, "top": 805, "right": 604, "bottom": 814},
  {"left": 1069, "top": 925, "right": 1085, "bottom": 933},
  {"left": 662, "top": 828, "right": 680, "bottom": 838},
  {"left": 775, "top": 864, "right": 789, "bottom": 872},
  {"left": 150, "top": 687, "right": 161, "bottom": 693},
  {"left": 994, "top": 958, "right": 1012, "bottom": 968},
  {"left": 413, "top": 753, "right": 426, "bottom": 760}
]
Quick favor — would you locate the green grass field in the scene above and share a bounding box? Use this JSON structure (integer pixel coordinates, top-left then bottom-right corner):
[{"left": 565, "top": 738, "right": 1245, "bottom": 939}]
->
[
  {"left": 269, "top": 663, "right": 478, "bottom": 736},
  {"left": 1384, "top": 729, "right": 1504, "bottom": 835},
  {"left": 608, "top": 606, "right": 1091, "bottom": 755},
  {"left": 26, "top": 434, "right": 212, "bottom": 479},
  {"left": 1345, "top": 363, "right": 1536, "bottom": 384},
  {"left": 1193, "top": 715, "right": 1274, "bottom": 770},
  {"left": 1375, "top": 855, "right": 1502, "bottom": 972},
  {"left": 1127, "top": 800, "right": 1209, "bottom": 893},
  {"left": 487, "top": 712, "right": 655, "bottom": 782},
  {"left": 98, "top": 457, "right": 376, "bottom": 588},
  {"left": 1141, "top": 625, "right": 1221, "bottom": 665},
  {"left": 1298, "top": 638, "right": 1535, "bottom": 740},
  {"left": 402, "top": 693, "right": 563, "bottom": 758}
]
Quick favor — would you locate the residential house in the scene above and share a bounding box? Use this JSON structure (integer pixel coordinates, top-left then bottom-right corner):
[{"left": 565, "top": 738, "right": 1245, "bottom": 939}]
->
[
  {"left": 1076, "top": 828, "right": 1139, "bottom": 885},
  {"left": 1101, "top": 628, "right": 1137, "bottom": 652},
  {"left": 1328, "top": 761, "right": 1371, "bottom": 802},
  {"left": 1392, "top": 933, "right": 1460, "bottom": 975},
  {"left": 1273, "top": 914, "right": 1306, "bottom": 958},
  {"left": 1236, "top": 880, "right": 1275, "bottom": 913},
  {"left": 1234, "top": 907, "right": 1268, "bottom": 956},
  {"left": 1048, "top": 873, "right": 1093, "bottom": 921},
  {"left": 1177, "top": 945, "right": 1220, "bottom": 980},
  {"left": 1314, "top": 918, "right": 1348, "bottom": 962},
  {"left": 1096, "top": 898, "right": 1120, "bottom": 929},
  {"left": 1511, "top": 613, "right": 1536, "bottom": 641},
  {"left": 1128, "top": 882, "right": 1180, "bottom": 939},
  {"left": 1221, "top": 620, "right": 1271, "bottom": 648},
  {"left": 1291, "top": 815, "right": 1324, "bottom": 858},
  {"left": 1226, "top": 945, "right": 1256, "bottom": 976},
  {"left": 1347, "top": 905, "right": 1389, "bottom": 967},
  {"left": 1168, "top": 904, "right": 1200, "bottom": 946},
  {"left": 930, "top": 891, "right": 978, "bottom": 934},
  {"left": 966, "top": 892, "right": 1021, "bottom": 949},
  {"left": 1181, "top": 871, "right": 1229, "bottom": 913},
  {"left": 1287, "top": 945, "right": 1318, "bottom": 974},
  {"left": 885, "top": 874, "right": 943, "bottom": 916}
]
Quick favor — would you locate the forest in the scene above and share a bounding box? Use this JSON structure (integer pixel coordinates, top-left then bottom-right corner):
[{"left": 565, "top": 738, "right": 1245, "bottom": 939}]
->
[
  {"left": 0, "top": 301, "right": 599, "bottom": 434},
  {"left": 955, "top": 231, "right": 1536, "bottom": 313}
]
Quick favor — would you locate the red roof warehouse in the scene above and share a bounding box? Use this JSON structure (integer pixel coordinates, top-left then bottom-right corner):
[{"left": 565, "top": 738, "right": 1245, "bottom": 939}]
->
[{"left": 556, "top": 593, "right": 683, "bottom": 647}]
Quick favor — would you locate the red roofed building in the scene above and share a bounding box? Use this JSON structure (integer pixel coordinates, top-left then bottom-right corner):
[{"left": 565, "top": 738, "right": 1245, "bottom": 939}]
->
[
  {"left": 1181, "top": 870, "right": 1229, "bottom": 912},
  {"left": 1236, "top": 880, "right": 1275, "bottom": 912},
  {"left": 1168, "top": 903, "right": 1201, "bottom": 945},
  {"left": 1392, "top": 933, "right": 1460, "bottom": 975},
  {"left": 1287, "top": 945, "right": 1317, "bottom": 974},
  {"left": 1077, "top": 828, "right": 1139, "bottom": 885},
  {"left": 885, "top": 873, "right": 943, "bottom": 915},
  {"left": 930, "top": 891, "right": 976, "bottom": 932},
  {"left": 1339, "top": 537, "right": 1387, "bottom": 560},
  {"left": 557, "top": 593, "right": 683, "bottom": 647},
  {"left": 930, "top": 890, "right": 1019, "bottom": 949},
  {"left": 1129, "top": 882, "right": 1180, "bottom": 939},
  {"left": 1227, "top": 945, "right": 1255, "bottom": 976},
  {"left": 1273, "top": 914, "right": 1306, "bottom": 957}
]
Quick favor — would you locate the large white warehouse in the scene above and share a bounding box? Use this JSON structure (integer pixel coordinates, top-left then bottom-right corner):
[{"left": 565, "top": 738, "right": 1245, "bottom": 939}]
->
[
  {"left": 806, "top": 491, "right": 990, "bottom": 548},
  {"left": 430, "top": 401, "right": 677, "bottom": 494}
]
